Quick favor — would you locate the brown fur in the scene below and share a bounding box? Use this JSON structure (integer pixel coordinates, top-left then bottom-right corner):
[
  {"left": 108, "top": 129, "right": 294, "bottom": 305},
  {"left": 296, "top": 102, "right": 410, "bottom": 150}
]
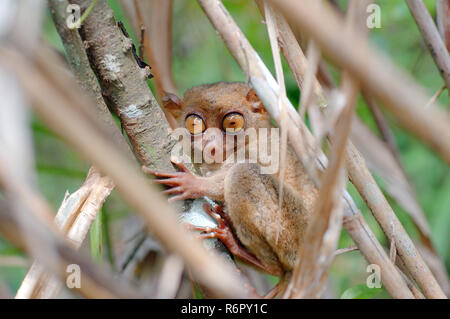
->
[{"left": 163, "top": 82, "right": 318, "bottom": 278}]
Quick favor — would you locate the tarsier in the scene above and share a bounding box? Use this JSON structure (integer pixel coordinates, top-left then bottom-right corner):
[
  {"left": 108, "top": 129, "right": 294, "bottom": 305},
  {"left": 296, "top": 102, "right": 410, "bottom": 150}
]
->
[{"left": 143, "top": 82, "right": 318, "bottom": 294}]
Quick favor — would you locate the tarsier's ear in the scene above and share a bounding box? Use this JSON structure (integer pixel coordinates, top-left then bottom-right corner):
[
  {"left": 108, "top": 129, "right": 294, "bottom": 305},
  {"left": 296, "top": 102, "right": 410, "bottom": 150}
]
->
[
  {"left": 162, "top": 93, "right": 184, "bottom": 128},
  {"left": 162, "top": 93, "right": 183, "bottom": 127},
  {"left": 246, "top": 88, "right": 266, "bottom": 115}
]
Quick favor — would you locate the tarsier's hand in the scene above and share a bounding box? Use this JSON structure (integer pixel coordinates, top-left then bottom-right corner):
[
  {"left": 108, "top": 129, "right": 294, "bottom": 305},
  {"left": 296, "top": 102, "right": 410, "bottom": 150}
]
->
[{"left": 142, "top": 160, "right": 205, "bottom": 202}]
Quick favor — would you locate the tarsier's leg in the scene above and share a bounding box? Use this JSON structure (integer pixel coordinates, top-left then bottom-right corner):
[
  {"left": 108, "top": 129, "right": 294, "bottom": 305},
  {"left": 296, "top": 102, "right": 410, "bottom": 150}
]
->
[
  {"left": 186, "top": 204, "right": 266, "bottom": 272},
  {"left": 224, "top": 163, "right": 307, "bottom": 277}
]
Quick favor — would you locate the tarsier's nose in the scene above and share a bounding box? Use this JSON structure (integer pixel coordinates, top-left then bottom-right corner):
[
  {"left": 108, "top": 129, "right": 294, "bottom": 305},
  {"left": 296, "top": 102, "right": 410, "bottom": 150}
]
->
[
  {"left": 203, "top": 128, "right": 221, "bottom": 143},
  {"left": 202, "top": 128, "right": 223, "bottom": 163}
]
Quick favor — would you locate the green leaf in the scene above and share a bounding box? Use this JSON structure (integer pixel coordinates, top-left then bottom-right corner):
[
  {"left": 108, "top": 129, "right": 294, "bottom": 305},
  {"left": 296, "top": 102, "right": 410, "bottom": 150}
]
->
[
  {"left": 90, "top": 208, "right": 103, "bottom": 264},
  {"left": 341, "top": 284, "right": 383, "bottom": 299}
]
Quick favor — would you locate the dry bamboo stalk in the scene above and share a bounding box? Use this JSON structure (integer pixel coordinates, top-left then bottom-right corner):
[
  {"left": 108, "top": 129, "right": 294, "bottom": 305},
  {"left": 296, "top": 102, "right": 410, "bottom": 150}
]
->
[
  {"left": 0, "top": 197, "right": 143, "bottom": 299},
  {"left": 0, "top": 153, "right": 140, "bottom": 298},
  {"left": 48, "top": 0, "right": 133, "bottom": 157},
  {"left": 271, "top": 1, "right": 447, "bottom": 295},
  {"left": 269, "top": 0, "right": 450, "bottom": 166},
  {"left": 267, "top": 0, "right": 447, "bottom": 295},
  {"left": 264, "top": 1, "right": 289, "bottom": 244},
  {"left": 120, "top": 0, "right": 176, "bottom": 98},
  {"left": 426, "top": 85, "right": 447, "bottom": 108},
  {"left": 196, "top": 0, "right": 414, "bottom": 299},
  {"left": 0, "top": 46, "right": 250, "bottom": 299},
  {"left": 16, "top": 1, "right": 128, "bottom": 298},
  {"left": 406, "top": 0, "right": 450, "bottom": 90},
  {"left": 345, "top": 142, "right": 445, "bottom": 299},
  {"left": 256, "top": 0, "right": 326, "bottom": 108},
  {"left": 287, "top": 1, "right": 360, "bottom": 298},
  {"left": 436, "top": 0, "right": 450, "bottom": 51},
  {"left": 265, "top": 0, "right": 446, "bottom": 299},
  {"left": 15, "top": 168, "right": 114, "bottom": 299},
  {"left": 362, "top": 92, "right": 404, "bottom": 168},
  {"left": 288, "top": 73, "right": 358, "bottom": 298}
]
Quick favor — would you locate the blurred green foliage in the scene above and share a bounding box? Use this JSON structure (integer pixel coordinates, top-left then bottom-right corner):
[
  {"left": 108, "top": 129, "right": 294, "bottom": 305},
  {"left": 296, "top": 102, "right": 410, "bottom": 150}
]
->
[{"left": 0, "top": 0, "right": 448, "bottom": 299}]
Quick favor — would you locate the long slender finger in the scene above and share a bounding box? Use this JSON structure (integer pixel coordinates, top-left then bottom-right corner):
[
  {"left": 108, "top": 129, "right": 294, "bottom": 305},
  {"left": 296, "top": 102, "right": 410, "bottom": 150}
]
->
[
  {"left": 154, "top": 178, "right": 180, "bottom": 186},
  {"left": 168, "top": 193, "right": 190, "bottom": 203},
  {"left": 185, "top": 224, "right": 218, "bottom": 233},
  {"left": 142, "top": 166, "right": 179, "bottom": 177},
  {"left": 202, "top": 204, "right": 225, "bottom": 226},
  {"left": 171, "top": 160, "right": 189, "bottom": 172},
  {"left": 197, "top": 233, "right": 219, "bottom": 240},
  {"left": 214, "top": 205, "right": 231, "bottom": 227},
  {"left": 162, "top": 186, "right": 183, "bottom": 195}
]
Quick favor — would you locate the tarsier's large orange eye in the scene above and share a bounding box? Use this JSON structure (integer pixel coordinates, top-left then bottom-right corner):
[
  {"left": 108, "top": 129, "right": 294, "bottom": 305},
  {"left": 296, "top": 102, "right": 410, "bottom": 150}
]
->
[
  {"left": 185, "top": 114, "right": 206, "bottom": 135},
  {"left": 222, "top": 112, "right": 245, "bottom": 133}
]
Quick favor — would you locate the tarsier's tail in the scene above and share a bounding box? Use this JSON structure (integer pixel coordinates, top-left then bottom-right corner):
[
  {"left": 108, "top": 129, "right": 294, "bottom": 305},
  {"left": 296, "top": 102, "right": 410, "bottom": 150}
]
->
[{"left": 263, "top": 272, "right": 292, "bottom": 299}]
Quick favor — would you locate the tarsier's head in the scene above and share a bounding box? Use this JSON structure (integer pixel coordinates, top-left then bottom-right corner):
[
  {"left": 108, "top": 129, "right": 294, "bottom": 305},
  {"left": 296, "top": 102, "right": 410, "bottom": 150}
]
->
[{"left": 162, "top": 82, "right": 272, "bottom": 165}]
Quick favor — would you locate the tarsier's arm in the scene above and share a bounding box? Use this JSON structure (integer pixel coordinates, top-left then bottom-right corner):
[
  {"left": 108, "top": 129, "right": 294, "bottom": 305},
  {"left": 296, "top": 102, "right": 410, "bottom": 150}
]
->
[{"left": 143, "top": 160, "right": 226, "bottom": 202}]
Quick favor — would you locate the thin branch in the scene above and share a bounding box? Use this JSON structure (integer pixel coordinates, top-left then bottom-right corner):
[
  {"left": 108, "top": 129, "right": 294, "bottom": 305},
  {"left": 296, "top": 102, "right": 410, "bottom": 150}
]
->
[
  {"left": 16, "top": 167, "right": 114, "bottom": 298},
  {"left": 406, "top": 0, "right": 450, "bottom": 90},
  {"left": 269, "top": 0, "right": 450, "bottom": 165},
  {"left": 48, "top": 0, "right": 133, "bottom": 157},
  {"left": 362, "top": 92, "right": 403, "bottom": 167},
  {"left": 120, "top": 0, "right": 177, "bottom": 98},
  {"left": 0, "top": 198, "right": 143, "bottom": 299},
  {"left": 334, "top": 246, "right": 358, "bottom": 257},
  {"left": 16, "top": 0, "right": 131, "bottom": 298},
  {"left": 267, "top": 0, "right": 446, "bottom": 299},
  {"left": 287, "top": 1, "right": 360, "bottom": 298},
  {"left": 436, "top": 0, "right": 450, "bottom": 51},
  {"left": 288, "top": 74, "right": 358, "bottom": 298},
  {"left": 264, "top": 1, "right": 288, "bottom": 245},
  {"left": 425, "top": 84, "right": 447, "bottom": 108}
]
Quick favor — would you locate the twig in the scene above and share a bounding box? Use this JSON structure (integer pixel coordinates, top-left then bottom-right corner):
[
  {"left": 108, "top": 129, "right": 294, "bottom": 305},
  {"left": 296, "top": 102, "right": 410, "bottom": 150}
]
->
[
  {"left": 406, "top": 0, "right": 450, "bottom": 90},
  {"left": 120, "top": 0, "right": 177, "bottom": 99},
  {"left": 0, "top": 256, "right": 29, "bottom": 268},
  {"left": 16, "top": 167, "right": 114, "bottom": 298},
  {"left": 425, "top": 84, "right": 447, "bottom": 108},
  {"left": 362, "top": 92, "right": 403, "bottom": 167},
  {"left": 264, "top": 1, "right": 288, "bottom": 245},
  {"left": 267, "top": 0, "right": 446, "bottom": 299},
  {"left": 286, "top": 1, "right": 360, "bottom": 298},
  {"left": 254, "top": 0, "right": 327, "bottom": 109},
  {"left": 269, "top": 0, "right": 450, "bottom": 165},
  {"left": 17, "top": 0, "right": 131, "bottom": 298},
  {"left": 288, "top": 74, "right": 358, "bottom": 298},
  {"left": 0, "top": 198, "right": 143, "bottom": 299},
  {"left": 298, "top": 41, "right": 322, "bottom": 117},
  {"left": 436, "top": 0, "right": 450, "bottom": 51},
  {"left": 334, "top": 246, "right": 358, "bottom": 257}
]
